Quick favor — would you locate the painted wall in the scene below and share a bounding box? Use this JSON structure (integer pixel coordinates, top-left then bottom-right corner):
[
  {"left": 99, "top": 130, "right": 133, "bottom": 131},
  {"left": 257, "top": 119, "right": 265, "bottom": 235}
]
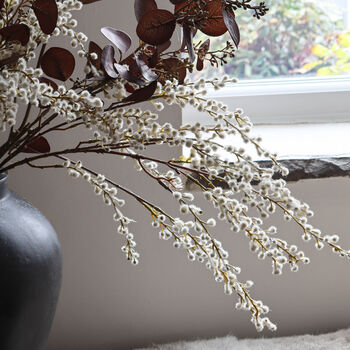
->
[{"left": 6, "top": 1, "right": 350, "bottom": 349}]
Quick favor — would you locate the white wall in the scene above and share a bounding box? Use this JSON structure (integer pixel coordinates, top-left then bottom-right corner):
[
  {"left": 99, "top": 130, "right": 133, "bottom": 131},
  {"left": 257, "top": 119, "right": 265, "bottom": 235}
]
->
[{"left": 7, "top": 1, "right": 350, "bottom": 349}]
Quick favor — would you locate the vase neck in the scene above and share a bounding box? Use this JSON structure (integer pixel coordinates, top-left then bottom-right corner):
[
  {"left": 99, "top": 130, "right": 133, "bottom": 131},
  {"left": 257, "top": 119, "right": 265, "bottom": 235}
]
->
[{"left": 0, "top": 173, "right": 9, "bottom": 199}]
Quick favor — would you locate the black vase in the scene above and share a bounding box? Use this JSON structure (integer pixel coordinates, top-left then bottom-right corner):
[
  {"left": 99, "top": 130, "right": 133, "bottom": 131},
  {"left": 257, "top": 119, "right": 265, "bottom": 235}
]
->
[{"left": 0, "top": 172, "right": 62, "bottom": 350}]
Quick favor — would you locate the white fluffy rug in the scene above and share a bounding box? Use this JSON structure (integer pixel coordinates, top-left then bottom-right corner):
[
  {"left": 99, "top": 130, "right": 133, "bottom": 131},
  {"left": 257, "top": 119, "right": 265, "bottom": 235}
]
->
[{"left": 135, "top": 328, "right": 350, "bottom": 350}]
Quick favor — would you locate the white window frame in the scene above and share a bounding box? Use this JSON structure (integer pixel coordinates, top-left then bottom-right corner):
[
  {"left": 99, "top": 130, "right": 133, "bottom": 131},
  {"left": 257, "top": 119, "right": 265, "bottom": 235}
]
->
[
  {"left": 182, "top": 76, "right": 350, "bottom": 159},
  {"left": 183, "top": 76, "right": 350, "bottom": 126}
]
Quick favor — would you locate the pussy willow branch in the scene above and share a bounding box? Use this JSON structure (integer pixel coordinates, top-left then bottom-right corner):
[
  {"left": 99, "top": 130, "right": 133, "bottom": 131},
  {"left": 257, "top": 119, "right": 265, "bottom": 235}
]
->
[
  {"left": 11, "top": 141, "right": 346, "bottom": 262},
  {"left": 55, "top": 155, "right": 172, "bottom": 219},
  {"left": 0, "top": 142, "right": 90, "bottom": 172},
  {"left": 0, "top": 133, "right": 165, "bottom": 170},
  {"left": 0, "top": 143, "right": 207, "bottom": 175},
  {"left": 17, "top": 43, "right": 47, "bottom": 132},
  {"left": 0, "top": 83, "right": 164, "bottom": 165},
  {"left": 7, "top": 0, "right": 27, "bottom": 25},
  {"left": 53, "top": 156, "right": 264, "bottom": 319}
]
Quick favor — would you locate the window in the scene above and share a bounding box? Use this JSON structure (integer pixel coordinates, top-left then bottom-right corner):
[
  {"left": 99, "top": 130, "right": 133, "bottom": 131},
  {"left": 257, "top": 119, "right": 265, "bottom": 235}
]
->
[{"left": 192, "top": 0, "right": 350, "bottom": 80}]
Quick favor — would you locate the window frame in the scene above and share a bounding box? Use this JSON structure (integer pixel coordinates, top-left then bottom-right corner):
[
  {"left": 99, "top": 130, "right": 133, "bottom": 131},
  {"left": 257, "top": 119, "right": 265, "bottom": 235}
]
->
[{"left": 182, "top": 76, "right": 350, "bottom": 125}]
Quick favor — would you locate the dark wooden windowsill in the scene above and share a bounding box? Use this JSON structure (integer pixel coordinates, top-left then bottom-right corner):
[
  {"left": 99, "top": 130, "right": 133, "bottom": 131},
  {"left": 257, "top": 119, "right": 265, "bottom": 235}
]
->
[
  {"left": 185, "top": 156, "right": 350, "bottom": 190},
  {"left": 263, "top": 156, "right": 350, "bottom": 182}
]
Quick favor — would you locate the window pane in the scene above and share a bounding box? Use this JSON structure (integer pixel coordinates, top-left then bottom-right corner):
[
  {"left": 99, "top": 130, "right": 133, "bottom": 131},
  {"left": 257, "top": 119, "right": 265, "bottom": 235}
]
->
[{"left": 192, "top": 0, "right": 349, "bottom": 80}]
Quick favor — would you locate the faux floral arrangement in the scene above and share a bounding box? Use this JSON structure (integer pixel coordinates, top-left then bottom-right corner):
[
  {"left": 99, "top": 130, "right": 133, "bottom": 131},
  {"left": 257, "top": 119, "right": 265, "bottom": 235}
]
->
[{"left": 0, "top": 0, "right": 348, "bottom": 333}]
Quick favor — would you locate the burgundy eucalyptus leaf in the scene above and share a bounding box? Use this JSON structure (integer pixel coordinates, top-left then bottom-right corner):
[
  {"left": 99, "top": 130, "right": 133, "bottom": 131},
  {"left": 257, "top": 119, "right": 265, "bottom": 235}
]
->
[
  {"left": 41, "top": 47, "right": 75, "bottom": 81},
  {"left": 32, "top": 0, "right": 58, "bottom": 35},
  {"left": 88, "top": 41, "right": 103, "bottom": 70},
  {"left": 38, "top": 77, "right": 58, "bottom": 91},
  {"left": 134, "top": 0, "right": 158, "bottom": 22},
  {"left": 0, "top": 0, "right": 4, "bottom": 9},
  {"left": 183, "top": 24, "right": 195, "bottom": 63},
  {"left": 136, "top": 9, "right": 176, "bottom": 46},
  {"left": 198, "top": 0, "right": 227, "bottom": 37},
  {"left": 222, "top": 6, "right": 240, "bottom": 47},
  {"left": 124, "top": 83, "right": 136, "bottom": 93},
  {"left": 135, "top": 53, "right": 158, "bottom": 81},
  {"left": 114, "top": 63, "right": 145, "bottom": 85},
  {"left": 23, "top": 136, "right": 50, "bottom": 154},
  {"left": 196, "top": 57, "right": 204, "bottom": 71},
  {"left": 0, "top": 24, "right": 30, "bottom": 46},
  {"left": 123, "top": 80, "right": 157, "bottom": 103},
  {"left": 101, "top": 45, "right": 118, "bottom": 78},
  {"left": 196, "top": 38, "right": 210, "bottom": 71},
  {"left": 100, "top": 27, "right": 132, "bottom": 54}
]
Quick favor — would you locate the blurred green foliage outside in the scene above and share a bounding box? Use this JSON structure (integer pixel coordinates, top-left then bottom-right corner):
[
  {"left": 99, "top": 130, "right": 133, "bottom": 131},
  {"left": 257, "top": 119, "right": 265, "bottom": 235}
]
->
[{"left": 192, "top": 0, "right": 343, "bottom": 80}]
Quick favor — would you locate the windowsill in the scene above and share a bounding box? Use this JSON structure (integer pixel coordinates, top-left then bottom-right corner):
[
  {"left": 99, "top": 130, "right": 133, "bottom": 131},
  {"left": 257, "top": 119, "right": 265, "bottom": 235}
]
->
[
  {"left": 260, "top": 156, "right": 350, "bottom": 182},
  {"left": 185, "top": 155, "right": 350, "bottom": 190},
  {"left": 254, "top": 122, "right": 350, "bottom": 182},
  {"left": 184, "top": 122, "right": 350, "bottom": 190}
]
